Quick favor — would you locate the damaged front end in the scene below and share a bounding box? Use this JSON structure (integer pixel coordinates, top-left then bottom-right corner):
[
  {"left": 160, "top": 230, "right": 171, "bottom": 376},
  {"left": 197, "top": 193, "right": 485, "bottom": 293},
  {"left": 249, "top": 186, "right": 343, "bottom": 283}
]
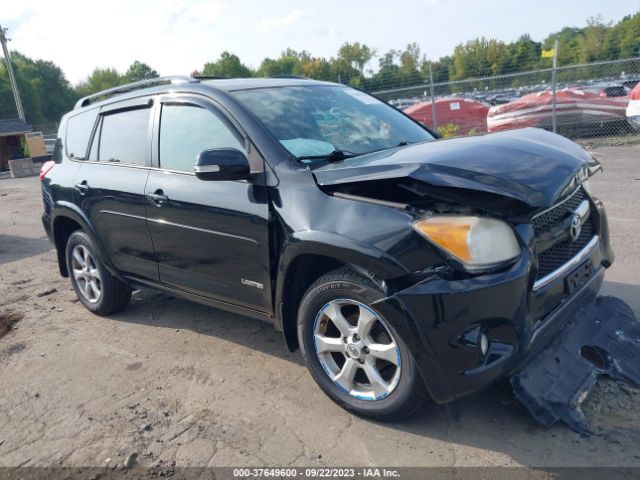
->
[{"left": 311, "top": 128, "right": 635, "bottom": 431}]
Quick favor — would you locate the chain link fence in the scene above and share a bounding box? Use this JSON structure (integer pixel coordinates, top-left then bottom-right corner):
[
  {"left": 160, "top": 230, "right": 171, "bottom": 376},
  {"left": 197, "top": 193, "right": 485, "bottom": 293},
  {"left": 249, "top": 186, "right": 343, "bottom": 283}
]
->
[
  {"left": 368, "top": 58, "right": 640, "bottom": 142},
  {"left": 30, "top": 121, "right": 59, "bottom": 138}
]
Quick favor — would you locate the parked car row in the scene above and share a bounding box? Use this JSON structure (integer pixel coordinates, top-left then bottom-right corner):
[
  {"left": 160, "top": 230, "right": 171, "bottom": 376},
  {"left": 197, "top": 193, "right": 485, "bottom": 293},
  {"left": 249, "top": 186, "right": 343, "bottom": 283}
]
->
[
  {"left": 402, "top": 83, "right": 638, "bottom": 138},
  {"left": 487, "top": 86, "right": 631, "bottom": 135}
]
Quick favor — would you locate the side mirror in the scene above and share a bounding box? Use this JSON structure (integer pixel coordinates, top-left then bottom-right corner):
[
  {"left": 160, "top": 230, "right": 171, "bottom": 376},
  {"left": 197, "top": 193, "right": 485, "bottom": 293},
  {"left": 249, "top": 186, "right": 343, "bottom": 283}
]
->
[{"left": 194, "top": 148, "right": 250, "bottom": 181}]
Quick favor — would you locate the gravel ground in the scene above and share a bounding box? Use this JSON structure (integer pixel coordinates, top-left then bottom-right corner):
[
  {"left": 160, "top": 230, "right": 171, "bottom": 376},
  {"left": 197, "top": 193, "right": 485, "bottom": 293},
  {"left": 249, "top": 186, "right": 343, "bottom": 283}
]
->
[{"left": 0, "top": 144, "right": 639, "bottom": 471}]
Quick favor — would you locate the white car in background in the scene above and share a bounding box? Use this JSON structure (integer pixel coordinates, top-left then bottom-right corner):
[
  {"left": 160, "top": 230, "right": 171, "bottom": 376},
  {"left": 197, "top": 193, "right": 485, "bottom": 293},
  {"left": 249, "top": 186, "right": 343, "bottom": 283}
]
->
[{"left": 627, "top": 82, "right": 640, "bottom": 130}]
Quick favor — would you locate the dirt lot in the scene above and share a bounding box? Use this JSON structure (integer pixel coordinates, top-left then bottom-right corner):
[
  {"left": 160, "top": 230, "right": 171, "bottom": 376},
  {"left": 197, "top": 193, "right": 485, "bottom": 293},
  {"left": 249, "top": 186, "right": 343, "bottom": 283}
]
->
[{"left": 1, "top": 145, "right": 639, "bottom": 471}]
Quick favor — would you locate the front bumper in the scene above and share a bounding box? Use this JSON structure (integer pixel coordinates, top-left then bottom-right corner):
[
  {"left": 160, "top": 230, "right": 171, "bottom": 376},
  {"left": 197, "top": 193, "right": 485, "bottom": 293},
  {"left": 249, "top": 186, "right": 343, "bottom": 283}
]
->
[{"left": 375, "top": 199, "right": 613, "bottom": 404}]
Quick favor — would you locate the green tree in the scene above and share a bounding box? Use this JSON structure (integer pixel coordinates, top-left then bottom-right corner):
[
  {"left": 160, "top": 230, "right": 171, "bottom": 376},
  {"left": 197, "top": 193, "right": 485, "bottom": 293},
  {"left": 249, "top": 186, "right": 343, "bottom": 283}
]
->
[
  {"left": 0, "top": 51, "right": 76, "bottom": 124},
  {"left": 257, "top": 49, "right": 310, "bottom": 77},
  {"left": 365, "top": 50, "right": 400, "bottom": 90},
  {"left": 124, "top": 60, "right": 159, "bottom": 82},
  {"left": 616, "top": 13, "right": 640, "bottom": 58},
  {"left": 451, "top": 38, "right": 497, "bottom": 79},
  {"left": 300, "top": 57, "right": 334, "bottom": 81},
  {"left": 427, "top": 55, "right": 454, "bottom": 83},
  {"left": 337, "top": 42, "right": 375, "bottom": 76},
  {"left": 75, "top": 68, "right": 124, "bottom": 97},
  {"left": 0, "top": 52, "right": 43, "bottom": 123},
  {"left": 541, "top": 27, "right": 584, "bottom": 66},
  {"left": 257, "top": 58, "right": 283, "bottom": 77},
  {"left": 603, "top": 12, "right": 640, "bottom": 59},
  {"left": 399, "top": 43, "right": 424, "bottom": 74},
  {"left": 486, "top": 39, "right": 509, "bottom": 75},
  {"left": 398, "top": 43, "right": 426, "bottom": 86},
  {"left": 333, "top": 42, "right": 375, "bottom": 86},
  {"left": 32, "top": 58, "right": 76, "bottom": 122},
  {"left": 579, "top": 14, "right": 612, "bottom": 62},
  {"left": 203, "top": 52, "right": 252, "bottom": 77},
  {"left": 507, "top": 35, "right": 541, "bottom": 71}
]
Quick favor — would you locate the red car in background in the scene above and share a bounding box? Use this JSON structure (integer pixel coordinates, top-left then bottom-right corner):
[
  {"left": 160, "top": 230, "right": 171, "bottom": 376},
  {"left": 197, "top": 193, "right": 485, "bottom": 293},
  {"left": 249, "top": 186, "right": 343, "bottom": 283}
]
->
[
  {"left": 405, "top": 97, "right": 489, "bottom": 136},
  {"left": 487, "top": 86, "right": 630, "bottom": 135},
  {"left": 627, "top": 82, "right": 640, "bottom": 131}
]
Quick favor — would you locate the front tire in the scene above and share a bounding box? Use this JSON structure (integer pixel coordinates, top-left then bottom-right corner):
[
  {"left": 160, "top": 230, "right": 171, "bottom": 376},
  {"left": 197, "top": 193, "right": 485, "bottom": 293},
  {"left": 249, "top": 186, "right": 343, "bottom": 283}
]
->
[
  {"left": 65, "top": 231, "right": 131, "bottom": 315},
  {"left": 297, "top": 268, "right": 429, "bottom": 420}
]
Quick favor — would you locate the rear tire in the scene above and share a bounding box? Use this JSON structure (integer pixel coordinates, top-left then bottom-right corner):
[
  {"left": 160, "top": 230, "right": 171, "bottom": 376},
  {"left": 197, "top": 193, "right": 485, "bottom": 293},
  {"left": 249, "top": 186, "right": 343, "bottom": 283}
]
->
[
  {"left": 297, "top": 268, "right": 429, "bottom": 421},
  {"left": 65, "top": 231, "right": 131, "bottom": 315}
]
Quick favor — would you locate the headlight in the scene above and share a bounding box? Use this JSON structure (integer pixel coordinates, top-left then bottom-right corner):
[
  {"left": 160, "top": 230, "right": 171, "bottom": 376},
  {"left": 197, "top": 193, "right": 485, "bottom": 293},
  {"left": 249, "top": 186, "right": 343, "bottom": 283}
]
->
[
  {"left": 412, "top": 216, "right": 521, "bottom": 271},
  {"left": 582, "top": 179, "right": 592, "bottom": 196}
]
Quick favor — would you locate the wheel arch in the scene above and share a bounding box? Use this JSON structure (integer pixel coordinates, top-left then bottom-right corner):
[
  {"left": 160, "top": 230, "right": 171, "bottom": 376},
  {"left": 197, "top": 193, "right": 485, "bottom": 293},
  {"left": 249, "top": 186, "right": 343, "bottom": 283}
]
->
[
  {"left": 51, "top": 202, "right": 113, "bottom": 278},
  {"left": 274, "top": 233, "right": 410, "bottom": 352}
]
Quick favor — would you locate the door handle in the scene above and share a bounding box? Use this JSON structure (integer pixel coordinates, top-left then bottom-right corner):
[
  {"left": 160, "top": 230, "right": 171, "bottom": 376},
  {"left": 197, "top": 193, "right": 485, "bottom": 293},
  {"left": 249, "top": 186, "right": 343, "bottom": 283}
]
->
[
  {"left": 148, "top": 189, "right": 168, "bottom": 206},
  {"left": 74, "top": 181, "right": 90, "bottom": 194}
]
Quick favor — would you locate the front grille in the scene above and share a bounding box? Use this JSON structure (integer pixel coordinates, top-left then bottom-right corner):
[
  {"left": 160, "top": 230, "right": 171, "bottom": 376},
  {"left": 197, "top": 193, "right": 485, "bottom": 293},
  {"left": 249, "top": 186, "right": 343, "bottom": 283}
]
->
[{"left": 532, "top": 187, "right": 595, "bottom": 279}]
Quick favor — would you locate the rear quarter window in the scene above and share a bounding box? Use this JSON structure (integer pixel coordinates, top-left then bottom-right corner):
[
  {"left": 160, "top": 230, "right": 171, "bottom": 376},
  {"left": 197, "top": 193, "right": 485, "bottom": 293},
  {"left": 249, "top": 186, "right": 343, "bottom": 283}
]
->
[{"left": 65, "top": 109, "right": 98, "bottom": 160}]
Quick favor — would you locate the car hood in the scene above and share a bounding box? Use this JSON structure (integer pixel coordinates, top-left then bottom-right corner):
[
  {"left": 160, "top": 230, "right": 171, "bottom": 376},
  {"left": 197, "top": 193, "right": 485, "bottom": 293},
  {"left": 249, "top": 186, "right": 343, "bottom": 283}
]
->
[{"left": 313, "top": 128, "right": 600, "bottom": 208}]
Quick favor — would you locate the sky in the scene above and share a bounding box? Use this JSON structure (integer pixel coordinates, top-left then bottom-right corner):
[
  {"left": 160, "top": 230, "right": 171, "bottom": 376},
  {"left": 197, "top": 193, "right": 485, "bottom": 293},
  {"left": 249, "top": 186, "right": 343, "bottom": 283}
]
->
[{"left": 2, "top": 0, "right": 639, "bottom": 84}]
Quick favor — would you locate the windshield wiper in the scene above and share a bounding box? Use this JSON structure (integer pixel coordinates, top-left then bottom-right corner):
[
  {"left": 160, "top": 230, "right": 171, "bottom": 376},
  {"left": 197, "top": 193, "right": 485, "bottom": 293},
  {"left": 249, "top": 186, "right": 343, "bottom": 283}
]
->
[{"left": 297, "top": 150, "right": 359, "bottom": 163}]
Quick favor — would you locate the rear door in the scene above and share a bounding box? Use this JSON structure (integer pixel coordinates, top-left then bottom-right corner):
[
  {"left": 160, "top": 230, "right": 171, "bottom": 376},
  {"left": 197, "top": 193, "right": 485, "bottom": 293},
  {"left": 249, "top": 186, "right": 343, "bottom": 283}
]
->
[
  {"left": 74, "top": 97, "right": 158, "bottom": 281},
  {"left": 145, "top": 95, "right": 272, "bottom": 313}
]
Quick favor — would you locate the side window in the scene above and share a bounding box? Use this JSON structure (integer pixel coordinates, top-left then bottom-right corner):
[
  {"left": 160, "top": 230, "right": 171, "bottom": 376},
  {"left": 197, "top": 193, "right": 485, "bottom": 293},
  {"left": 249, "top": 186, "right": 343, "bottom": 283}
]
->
[
  {"left": 65, "top": 109, "right": 98, "bottom": 160},
  {"left": 159, "top": 104, "right": 244, "bottom": 172},
  {"left": 99, "top": 107, "right": 150, "bottom": 166}
]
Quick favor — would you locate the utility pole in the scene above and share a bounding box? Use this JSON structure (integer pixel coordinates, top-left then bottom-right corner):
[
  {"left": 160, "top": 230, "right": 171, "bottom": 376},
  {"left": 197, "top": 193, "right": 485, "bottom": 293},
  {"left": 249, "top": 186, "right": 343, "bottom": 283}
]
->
[
  {"left": 551, "top": 39, "right": 558, "bottom": 134},
  {"left": 0, "top": 25, "right": 26, "bottom": 121},
  {"left": 428, "top": 61, "right": 437, "bottom": 131}
]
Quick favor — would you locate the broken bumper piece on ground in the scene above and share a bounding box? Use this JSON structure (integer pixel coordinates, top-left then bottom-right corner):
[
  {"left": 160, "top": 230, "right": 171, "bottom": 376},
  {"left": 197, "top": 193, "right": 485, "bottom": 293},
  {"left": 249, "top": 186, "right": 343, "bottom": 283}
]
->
[{"left": 510, "top": 296, "right": 640, "bottom": 433}]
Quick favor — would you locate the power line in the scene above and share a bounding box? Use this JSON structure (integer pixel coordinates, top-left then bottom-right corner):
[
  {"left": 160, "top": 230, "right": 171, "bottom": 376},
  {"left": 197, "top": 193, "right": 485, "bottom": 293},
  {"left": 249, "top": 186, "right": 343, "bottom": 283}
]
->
[{"left": 0, "top": 24, "right": 26, "bottom": 121}]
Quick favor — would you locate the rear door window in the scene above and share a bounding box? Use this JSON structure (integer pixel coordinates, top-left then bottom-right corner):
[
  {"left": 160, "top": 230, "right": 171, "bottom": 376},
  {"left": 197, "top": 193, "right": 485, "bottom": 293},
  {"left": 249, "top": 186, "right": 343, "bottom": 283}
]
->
[
  {"left": 99, "top": 107, "right": 151, "bottom": 166},
  {"left": 65, "top": 109, "right": 98, "bottom": 160}
]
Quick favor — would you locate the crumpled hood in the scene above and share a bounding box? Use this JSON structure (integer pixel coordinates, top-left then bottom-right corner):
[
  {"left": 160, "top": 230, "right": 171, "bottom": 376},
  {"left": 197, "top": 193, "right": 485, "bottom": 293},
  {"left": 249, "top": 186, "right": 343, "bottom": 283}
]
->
[{"left": 313, "top": 128, "right": 600, "bottom": 208}]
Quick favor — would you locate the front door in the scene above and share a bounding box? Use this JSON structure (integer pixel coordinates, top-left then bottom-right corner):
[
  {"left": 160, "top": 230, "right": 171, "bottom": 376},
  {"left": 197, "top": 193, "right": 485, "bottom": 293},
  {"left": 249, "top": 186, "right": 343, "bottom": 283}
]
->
[{"left": 145, "top": 97, "right": 272, "bottom": 313}]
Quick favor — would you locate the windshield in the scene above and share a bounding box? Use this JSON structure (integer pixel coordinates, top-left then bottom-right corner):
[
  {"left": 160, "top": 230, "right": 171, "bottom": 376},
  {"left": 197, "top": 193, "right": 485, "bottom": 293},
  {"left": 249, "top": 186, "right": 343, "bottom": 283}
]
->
[{"left": 231, "top": 85, "right": 435, "bottom": 162}]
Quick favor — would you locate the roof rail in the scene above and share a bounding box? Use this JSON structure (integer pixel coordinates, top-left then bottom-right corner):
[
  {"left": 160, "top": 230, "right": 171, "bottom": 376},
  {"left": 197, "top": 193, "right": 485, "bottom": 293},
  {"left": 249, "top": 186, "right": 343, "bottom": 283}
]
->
[
  {"left": 74, "top": 76, "right": 199, "bottom": 109},
  {"left": 268, "top": 74, "right": 309, "bottom": 79},
  {"left": 192, "top": 75, "right": 232, "bottom": 80}
]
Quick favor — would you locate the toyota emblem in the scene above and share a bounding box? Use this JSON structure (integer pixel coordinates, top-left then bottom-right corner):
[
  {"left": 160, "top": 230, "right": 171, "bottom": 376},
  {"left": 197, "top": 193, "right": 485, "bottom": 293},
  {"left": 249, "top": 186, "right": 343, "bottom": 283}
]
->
[{"left": 569, "top": 214, "right": 582, "bottom": 241}]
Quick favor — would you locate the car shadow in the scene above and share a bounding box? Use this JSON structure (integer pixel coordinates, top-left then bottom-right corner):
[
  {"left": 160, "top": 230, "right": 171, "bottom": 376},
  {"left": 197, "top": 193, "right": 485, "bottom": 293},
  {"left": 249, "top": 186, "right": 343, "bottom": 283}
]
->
[
  {"left": 109, "top": 288, "right": 305, "bottom": 366},
  {"left": 0, "top": 234, "right": 53, "bottom": 265},
  {"left": 601, "top": 280, "right": 640, "bottom": 317},
  {"left": 108, "top": 286, "right": 640, "bottom": 468}
]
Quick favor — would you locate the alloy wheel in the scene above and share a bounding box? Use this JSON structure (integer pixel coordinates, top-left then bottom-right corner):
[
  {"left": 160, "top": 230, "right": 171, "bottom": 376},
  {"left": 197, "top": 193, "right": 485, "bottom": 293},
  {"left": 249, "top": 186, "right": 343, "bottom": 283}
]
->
[
  {"left": 71, "top": 244, "right": 102, "bottom": 303},
  {"left": 313, "top": 299, "right": 401, "bottom": 401}
]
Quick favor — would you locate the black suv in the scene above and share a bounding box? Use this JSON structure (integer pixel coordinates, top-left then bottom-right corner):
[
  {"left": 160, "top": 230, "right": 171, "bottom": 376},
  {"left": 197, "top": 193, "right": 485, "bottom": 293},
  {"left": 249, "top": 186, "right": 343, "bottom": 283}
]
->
[{"left": 41, "top": 76, "right": 613, "bottom": 420}]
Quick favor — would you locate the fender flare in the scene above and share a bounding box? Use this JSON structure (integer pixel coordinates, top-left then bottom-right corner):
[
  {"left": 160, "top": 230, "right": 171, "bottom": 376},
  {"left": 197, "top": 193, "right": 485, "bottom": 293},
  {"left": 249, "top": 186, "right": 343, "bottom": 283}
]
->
[
  {"left": 273, "top": 230, "right": 410, "bottom": 354},
  {"left": 273, "top": 229, "right": 410, "bottom": 328},
  {"left": 51, "top": 202, "right": 120, "bottom": 278}
]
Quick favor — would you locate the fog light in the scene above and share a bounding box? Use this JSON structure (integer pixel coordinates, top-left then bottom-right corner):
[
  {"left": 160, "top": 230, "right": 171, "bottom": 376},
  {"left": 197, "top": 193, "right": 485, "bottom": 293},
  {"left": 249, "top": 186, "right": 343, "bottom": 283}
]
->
[{"left": 480, "top": 334, "right": 489, "bottom": 356}]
